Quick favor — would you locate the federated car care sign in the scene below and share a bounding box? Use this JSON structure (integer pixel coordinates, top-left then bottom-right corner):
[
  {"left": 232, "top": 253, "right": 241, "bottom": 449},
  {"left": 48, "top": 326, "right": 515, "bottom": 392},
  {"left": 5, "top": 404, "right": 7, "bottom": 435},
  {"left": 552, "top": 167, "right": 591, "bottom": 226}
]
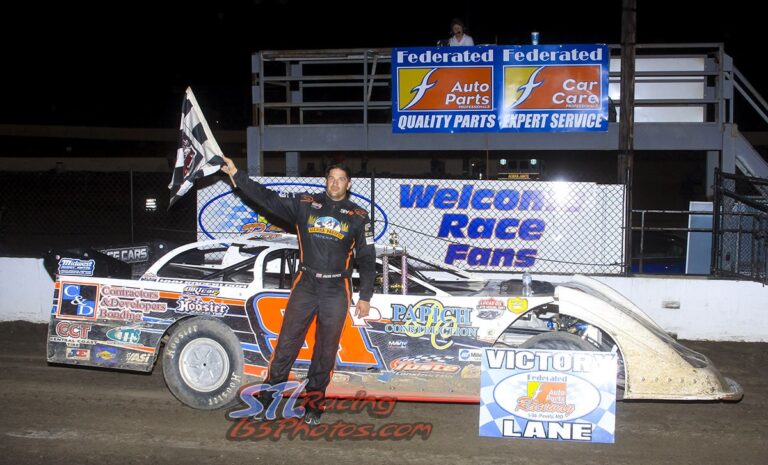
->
[
  {"left": 479, "top": 348, "right": 617, "bottom": 443},
  {"left": 392, "top": 44, "right": 609, "bottom": 133}
]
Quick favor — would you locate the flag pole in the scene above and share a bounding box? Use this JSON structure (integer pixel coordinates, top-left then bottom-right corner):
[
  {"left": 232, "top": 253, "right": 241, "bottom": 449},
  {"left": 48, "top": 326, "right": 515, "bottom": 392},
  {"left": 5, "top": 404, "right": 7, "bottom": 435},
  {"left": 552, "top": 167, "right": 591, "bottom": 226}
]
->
[{"left": 227, "top": 171, "right": 237, "bottom": 188}]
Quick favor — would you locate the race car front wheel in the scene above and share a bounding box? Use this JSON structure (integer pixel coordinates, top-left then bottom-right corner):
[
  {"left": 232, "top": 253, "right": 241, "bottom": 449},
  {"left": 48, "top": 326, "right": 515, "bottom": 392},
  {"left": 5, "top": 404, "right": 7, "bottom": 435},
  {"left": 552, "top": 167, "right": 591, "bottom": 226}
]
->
[{"left": 162, "top": 317, "right": 244, "bottom": 410}]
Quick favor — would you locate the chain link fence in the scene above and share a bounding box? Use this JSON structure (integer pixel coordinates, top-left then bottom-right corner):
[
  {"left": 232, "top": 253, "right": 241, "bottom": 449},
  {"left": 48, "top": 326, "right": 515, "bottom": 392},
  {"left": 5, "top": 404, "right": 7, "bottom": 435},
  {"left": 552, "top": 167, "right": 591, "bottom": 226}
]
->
[
  {"left": 198, "top": 176, "right": 626, "bottom": 275},
  {"left": 12, "top": 168, "right": 768, "bottom": 281},
  {"left": 713, "top": 169, "right": 768, "bottom": 283},
  {"left": 0, "top": 171, "right": 196, "bottom": 261},
  {"left": 2, "top": 170, "right": 626, "bottom": 275}
]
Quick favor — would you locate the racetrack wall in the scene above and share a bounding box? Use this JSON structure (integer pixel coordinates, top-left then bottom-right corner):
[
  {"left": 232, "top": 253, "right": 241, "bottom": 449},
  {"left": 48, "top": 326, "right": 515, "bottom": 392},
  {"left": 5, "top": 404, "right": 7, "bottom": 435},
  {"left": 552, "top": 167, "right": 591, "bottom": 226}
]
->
[{"left": 2, "top": 257, "right": 765, "bottom": 342}]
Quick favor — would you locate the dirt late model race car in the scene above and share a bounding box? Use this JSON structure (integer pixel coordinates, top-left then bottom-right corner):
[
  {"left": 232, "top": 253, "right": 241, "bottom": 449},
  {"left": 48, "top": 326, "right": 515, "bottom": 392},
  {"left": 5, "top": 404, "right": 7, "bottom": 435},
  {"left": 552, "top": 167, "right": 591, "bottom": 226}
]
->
[{"left": 47, "top": 233, "right": 742, "bottom": 410}]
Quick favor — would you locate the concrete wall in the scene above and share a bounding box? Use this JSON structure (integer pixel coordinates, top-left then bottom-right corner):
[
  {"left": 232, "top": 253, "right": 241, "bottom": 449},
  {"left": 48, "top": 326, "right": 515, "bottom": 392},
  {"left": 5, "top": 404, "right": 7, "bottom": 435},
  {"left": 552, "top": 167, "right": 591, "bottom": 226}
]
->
[
  {"left": 0, "top": 258, "right": 55, "bottom": 323},
  {"left": 596, "top": 275, "right": 766, "bottom": 342},
  {"left": 2, "top": 258, "right": 765, "bottom": 342}
]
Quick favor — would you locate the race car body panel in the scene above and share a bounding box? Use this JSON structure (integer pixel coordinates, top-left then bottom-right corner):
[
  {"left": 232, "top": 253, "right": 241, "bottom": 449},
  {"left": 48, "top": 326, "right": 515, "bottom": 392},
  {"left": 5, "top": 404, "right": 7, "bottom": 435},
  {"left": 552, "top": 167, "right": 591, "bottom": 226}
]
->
[
  {"left": 46, "top": 234, "right": 742, "bottom": 404},
  {"left": 556, "top": 276, "right": 742, "bottom": 401}
]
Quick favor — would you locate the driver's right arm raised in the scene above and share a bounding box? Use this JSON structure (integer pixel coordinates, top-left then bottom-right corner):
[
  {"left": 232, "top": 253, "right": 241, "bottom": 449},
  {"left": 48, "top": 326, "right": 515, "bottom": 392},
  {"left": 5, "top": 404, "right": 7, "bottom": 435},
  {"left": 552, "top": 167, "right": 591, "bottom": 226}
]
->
[{"left": 220, "top": 155, "right": 300, "bottom": 224}]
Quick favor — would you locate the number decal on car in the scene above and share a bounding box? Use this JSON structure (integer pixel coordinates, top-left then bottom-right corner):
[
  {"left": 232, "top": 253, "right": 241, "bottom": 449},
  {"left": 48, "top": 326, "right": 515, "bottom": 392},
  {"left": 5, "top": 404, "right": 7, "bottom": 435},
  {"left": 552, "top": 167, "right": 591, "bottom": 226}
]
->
[{"left": 250, "top": 292, "right": 382, "bottom": 368}]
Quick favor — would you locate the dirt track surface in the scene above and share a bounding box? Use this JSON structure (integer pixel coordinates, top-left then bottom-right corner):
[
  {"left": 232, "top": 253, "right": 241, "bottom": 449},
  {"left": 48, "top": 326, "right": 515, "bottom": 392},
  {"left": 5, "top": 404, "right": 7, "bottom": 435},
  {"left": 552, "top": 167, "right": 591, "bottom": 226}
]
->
[{"left": 1, "top": 321, "right": 766, "bottom": 465}]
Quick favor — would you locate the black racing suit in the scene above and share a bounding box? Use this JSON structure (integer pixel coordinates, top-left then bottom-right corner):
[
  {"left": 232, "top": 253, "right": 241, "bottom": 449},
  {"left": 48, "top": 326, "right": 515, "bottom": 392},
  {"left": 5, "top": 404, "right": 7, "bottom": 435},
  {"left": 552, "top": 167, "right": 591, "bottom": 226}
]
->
[{"left": 233, "top": 170, "right": 376, "bottom": 410}]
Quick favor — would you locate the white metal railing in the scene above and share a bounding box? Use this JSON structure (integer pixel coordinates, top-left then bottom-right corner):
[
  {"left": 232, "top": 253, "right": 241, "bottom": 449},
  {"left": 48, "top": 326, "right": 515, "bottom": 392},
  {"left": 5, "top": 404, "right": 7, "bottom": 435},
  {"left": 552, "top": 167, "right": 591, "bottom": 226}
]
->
[{"left": 252, "top": 43, "right": 730, "bottom": 127}]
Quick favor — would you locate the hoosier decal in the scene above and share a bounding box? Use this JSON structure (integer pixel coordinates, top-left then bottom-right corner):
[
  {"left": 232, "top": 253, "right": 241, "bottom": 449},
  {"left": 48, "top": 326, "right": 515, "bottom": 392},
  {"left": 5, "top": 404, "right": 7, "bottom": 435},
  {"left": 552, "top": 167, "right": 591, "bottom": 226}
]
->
[{"left": 175, "top": 297, "right": 229, "bottom": 316}]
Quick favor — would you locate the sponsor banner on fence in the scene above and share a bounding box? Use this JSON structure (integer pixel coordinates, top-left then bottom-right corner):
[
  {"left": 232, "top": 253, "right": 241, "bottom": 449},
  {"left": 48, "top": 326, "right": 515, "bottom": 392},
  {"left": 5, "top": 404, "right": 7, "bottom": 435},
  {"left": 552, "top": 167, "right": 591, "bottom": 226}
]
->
[
  {"left": 392, "top": 44, "right": 609, "bottom": 133},
  {"left": 198, "top": 177, "right": 624, "bottom": 274},
  {"left": 479, "top": 348, "right": 617, "bottom": 443}
]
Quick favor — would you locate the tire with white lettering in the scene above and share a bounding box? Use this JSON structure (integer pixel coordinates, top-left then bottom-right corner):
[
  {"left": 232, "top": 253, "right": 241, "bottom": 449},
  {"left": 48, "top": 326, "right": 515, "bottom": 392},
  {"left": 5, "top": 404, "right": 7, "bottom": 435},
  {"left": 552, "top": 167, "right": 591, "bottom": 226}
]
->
[
  {"left": 162, "top": 317, "right": 244, "bottom": 410},
  {"left": 520, "top": 331, "right": 626, "bottom": 398}
]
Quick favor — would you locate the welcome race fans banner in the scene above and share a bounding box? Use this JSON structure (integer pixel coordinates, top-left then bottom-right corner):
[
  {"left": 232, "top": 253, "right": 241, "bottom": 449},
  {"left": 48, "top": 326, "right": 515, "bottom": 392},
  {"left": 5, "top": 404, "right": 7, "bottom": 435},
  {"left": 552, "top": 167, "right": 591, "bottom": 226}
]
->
[
  {"left": 392, "top": 44, "right": 609, "bottom": 133},
  {"left": 198, "top": 177, "right": 624, "bottom": 275}
]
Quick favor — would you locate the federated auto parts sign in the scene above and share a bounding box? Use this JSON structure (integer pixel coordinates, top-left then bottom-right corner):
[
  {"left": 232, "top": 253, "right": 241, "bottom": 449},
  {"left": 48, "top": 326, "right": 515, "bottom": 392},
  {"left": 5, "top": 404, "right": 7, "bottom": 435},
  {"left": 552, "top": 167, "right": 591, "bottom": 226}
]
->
[
  {"left": 198, "top": 177, "right": 623, "bottom": 274},
  {"left": 392, "top": 44, "right": 609, "bottom": 133}
]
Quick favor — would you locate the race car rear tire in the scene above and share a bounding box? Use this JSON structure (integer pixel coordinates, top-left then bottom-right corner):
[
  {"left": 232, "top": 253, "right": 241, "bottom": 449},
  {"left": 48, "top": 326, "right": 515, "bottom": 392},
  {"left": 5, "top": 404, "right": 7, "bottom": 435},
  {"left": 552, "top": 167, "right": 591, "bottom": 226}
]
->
[
  {"left": 162, "top": 317, "right": 244, "bottom": 410},
  {"left": 520, "top": 331, "right": 626, "bottom": 398}
]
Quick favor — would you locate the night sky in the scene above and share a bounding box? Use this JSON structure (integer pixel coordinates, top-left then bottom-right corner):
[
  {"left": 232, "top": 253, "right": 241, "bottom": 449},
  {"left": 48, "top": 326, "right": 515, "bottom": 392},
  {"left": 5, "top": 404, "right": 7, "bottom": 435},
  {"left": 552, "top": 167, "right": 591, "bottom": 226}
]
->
[{"left": 2, "top": 1, "right": 764, "bottom": 131}]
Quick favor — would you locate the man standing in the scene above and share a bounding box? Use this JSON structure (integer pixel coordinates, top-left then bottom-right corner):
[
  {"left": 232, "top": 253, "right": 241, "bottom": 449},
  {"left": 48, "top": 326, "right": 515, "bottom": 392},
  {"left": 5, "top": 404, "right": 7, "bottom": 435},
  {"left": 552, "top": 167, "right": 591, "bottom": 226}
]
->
[{"left": 220, "top": 156, "right": 375, "bottom": 425}]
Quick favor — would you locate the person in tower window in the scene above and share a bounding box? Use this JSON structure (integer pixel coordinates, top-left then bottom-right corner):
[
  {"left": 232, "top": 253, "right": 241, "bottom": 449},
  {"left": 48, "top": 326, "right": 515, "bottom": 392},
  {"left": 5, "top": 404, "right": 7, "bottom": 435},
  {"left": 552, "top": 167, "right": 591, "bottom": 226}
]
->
[{"left": 449, "top": 18, "right": 474, "bottom": 46}]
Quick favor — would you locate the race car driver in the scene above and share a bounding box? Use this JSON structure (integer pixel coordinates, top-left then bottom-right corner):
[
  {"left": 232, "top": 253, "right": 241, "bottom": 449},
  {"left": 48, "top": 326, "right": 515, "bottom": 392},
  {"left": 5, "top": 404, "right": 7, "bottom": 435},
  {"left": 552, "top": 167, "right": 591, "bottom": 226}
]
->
[{"left": 220, "top": 156, "right": 375, "bottom": 425}]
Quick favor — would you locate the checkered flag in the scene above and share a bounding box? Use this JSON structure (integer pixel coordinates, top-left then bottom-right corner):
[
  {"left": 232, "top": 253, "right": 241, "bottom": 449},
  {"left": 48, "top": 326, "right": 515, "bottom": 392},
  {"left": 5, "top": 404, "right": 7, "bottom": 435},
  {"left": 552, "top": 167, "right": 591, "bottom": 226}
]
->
[{"left": 168, "top": 87, "right": 224, "bottom": 207}]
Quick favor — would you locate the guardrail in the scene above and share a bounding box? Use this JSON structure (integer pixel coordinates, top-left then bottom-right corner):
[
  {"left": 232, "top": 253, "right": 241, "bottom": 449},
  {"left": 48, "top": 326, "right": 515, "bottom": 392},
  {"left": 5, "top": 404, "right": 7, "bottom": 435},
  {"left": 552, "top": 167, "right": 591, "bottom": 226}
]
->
[{"left": 630, "top": 209, "right": 712, "bottom": 274}]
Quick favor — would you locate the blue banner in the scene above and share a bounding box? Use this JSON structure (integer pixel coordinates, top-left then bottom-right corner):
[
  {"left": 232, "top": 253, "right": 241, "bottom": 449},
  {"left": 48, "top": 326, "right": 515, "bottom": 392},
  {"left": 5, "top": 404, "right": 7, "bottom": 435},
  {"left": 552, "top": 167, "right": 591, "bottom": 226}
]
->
[{"left": 392, "top": 44, "right": 609, "bottom": 133}]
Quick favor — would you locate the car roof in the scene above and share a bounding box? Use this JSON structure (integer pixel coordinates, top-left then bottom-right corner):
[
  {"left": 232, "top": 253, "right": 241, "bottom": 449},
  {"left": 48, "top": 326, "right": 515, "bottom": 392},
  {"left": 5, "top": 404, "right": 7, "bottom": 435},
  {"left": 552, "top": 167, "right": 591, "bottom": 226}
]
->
[{"left": 183, "top": 232, "right": 480, "bottom": 282}]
